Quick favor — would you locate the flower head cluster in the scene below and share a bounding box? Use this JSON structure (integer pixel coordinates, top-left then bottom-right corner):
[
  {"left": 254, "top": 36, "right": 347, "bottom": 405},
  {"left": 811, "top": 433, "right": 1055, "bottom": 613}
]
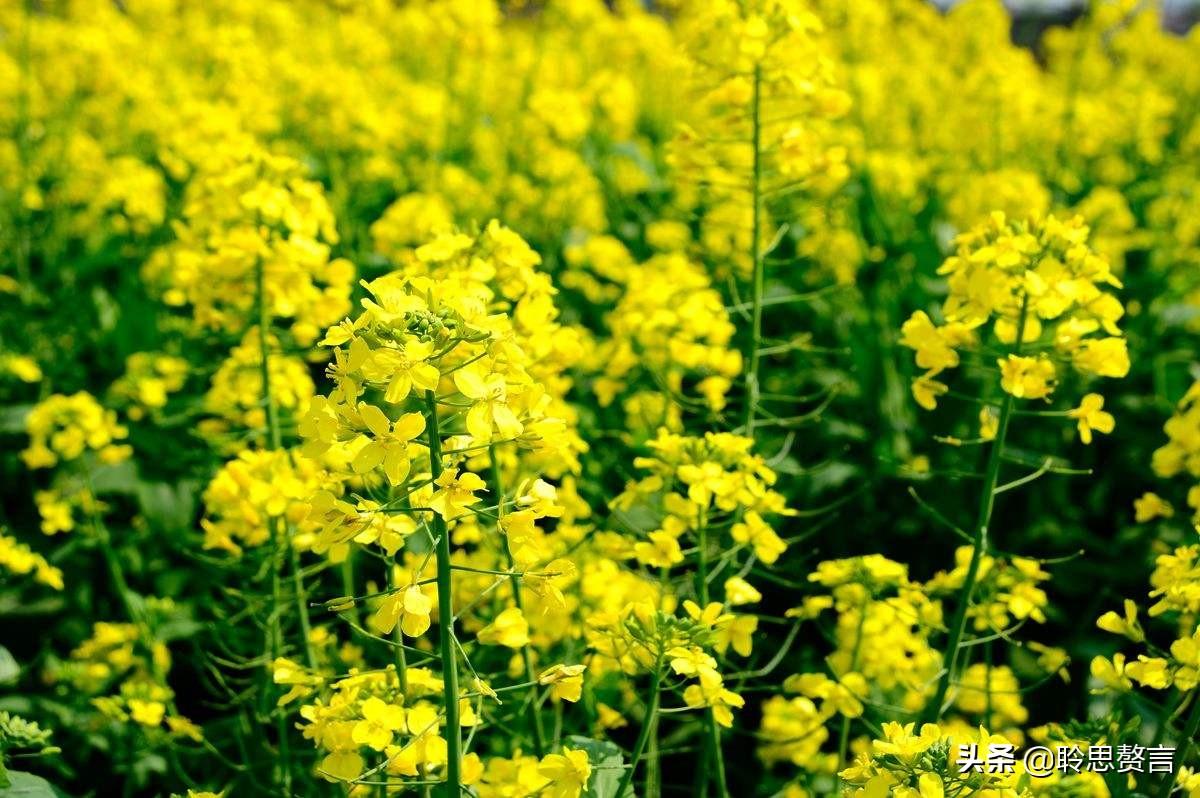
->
[
  {"left": 51, "top": 616, "right": 200, "bottom": 742},
  {"left": 588, "top": 253, "right": 742, "bottom": 417},
  {"left": 22, "top": 392, "right": 131, "bottom": 470},
  {"left": 0, "top": 529, "right": 63, "bottom": 590},
  {"left": 200, "top": 330, "right": 315, "bottom": 446},
  {"left": 1147, "top": 381, "right": 1200, "bottom": 522},
  {"left": 670, "top": 0, "right": 851, "bottom": 275},
  {"left": 110, "top": 352, "right": 190, "bottom": 421},
  {"left": 840, "top": 722, "right": 1024, "bottom": 798},
  {"left": 200, "top": 450, "right": 327, "bottom": 555},
  {"left": 925, "top": 547, "right": 1051, "bottom": 633},
  {"left": 143, "top": 144, "right": 353, "bottom": 346},
  {"left": 797, "top": 556, "right": 941, "bottom": 716},
  {"left": 902, "top": 213, "right": 1129, "bottom": 412}
]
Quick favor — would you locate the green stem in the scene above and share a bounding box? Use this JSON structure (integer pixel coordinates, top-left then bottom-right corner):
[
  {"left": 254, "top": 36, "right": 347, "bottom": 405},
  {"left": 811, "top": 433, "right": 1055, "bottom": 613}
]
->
[
  {"left": 743, "top": 63, "right": 764, "bottom": 436},
  {"left": 695, "top": 509, "right": 729, "bottom": 798},
  {"left": 388, "top": 555, "right": 409, "bottom": 694},
  {"left": 707, "top": 714, "right": 729, "bottom": 798},
  {"left": 924, "top": 295, "right": 1029, "bottom": 724},
  {"left": 984, "top": 639, "right": 993, "bottom": 731},
  {"left": 341, "top": 556, "right": 360, "bottom": 627},
  {"left": 646, "top": 711, "right": 660, "bottom": 798},
  {"left": 269, "top": 515, "right": 292, "bottom": 795},
  {"left": 289, "top": 534, "right": 316, "bottom": 669},
  {"left": 616, "top": 662, "right": 662, "bottom": 798},
  {"left": 488, "top": 444, "right": 546, "bottom": 756},
  {"left": 255, "top": 254, "right": 294, "bottom": 794},
  {"left": 425, "top": 390, "right": 461, "bottom": 797},
  {"left": 1158, "top": 692, "right": 1200, "bottom": 798}
]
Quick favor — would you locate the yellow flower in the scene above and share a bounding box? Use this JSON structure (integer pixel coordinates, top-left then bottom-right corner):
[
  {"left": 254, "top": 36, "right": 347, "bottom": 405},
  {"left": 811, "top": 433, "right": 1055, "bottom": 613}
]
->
[
  {"left": 998, "top": 354, "right": 1056, "bottom": 399},
  {"left": 128, "top": 699, "right": 165, "bottom": 727},
  {"left": 668, "top": 646, "right": 719, "bottom": 680},
  {"left": 352, "top": 405, "right": 426, "bottom": 485},
  {"left": 715, "top": 614, "right": 758, "bottom": 657},
  {"left": 538, "top": 664, "right": 586, "bottom": 703},
  {"left": 1068, "top": 393, "right": 1115, "bottom": 444},
  {"left": 371, "top": 585, "right": 433, "bottom": 638},
  {"left": 731, "top": 511, "right": 786, "bottom": 564},
  {"left": 911, "top": 375, "right": 948, "bottom": 411},
  {"left": 979, "top": 406, "right": 999, "bottom": 440},
  {"left": 429, "top": 470, "right": 487, "bottom": 519},
  {"left": 724, "top": 576, "right": 762, "bottom": 605},
  {"left": 321, "top": 751, "right": 364, "bottom": 782},
  {"left": 538, "top": 748, "right": 592, "bottom": 798},
  {"left": 871, "top": 722, "right": 941, "bottom": 760},
  {"left": 3, "top": 355, "right": 42, "bottom": 383},
  {"left": 454, "top": 363, "right": 524, "bottom": 442},
  {"left": 477, "top": 606, "right": 530, "bottom": 649},
  {"left": 633, "top": 530, "right": 684, "bottom": 569},
  {"left": 1134, "top": 492, "right": 1173, "bottom": 523},
  {"left": 682, "top": 670, "right": 745, "bottom": 728},
  {"left": 1126, "top": 655, "right": 1172, "bottom": 689},
  {"left": 363, "top": 338, "right": 440, "bottom": 403},
  {"left": 899, "top": 311, "right": 961, "bottom": 374},
  {"left": 1096, "top": 599, "right": 1144, "bottom": 643},
  {"left": 1073, "top": 337, "right": 1131, "bottom": 378},
  {"left": 353, "top": 697, "right": 406, "bottom": 752}
]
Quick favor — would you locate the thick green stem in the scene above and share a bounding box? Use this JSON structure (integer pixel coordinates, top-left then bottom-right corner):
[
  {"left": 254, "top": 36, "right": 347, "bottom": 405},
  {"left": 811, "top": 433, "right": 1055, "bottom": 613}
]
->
[
  {"left": 924, "top": 295, "right": 1029, "bottom": 724},
  {"left": 425, "top": 390, "right": 461, "bottom": 797},
  {"left": 646, "top": 711, "right": 660, "bottom": 798},
  {"left": 707, "top": 716, "right": 729, "bottom": 798},
  {"left": 743, "top": 63, "right": 764, "bottom": 436},
  {"left": 616, "top": 663, "right": 662, "bottom": 798},
  {"left": 488, "top": 445, "right": 546, "bottom": 756}
]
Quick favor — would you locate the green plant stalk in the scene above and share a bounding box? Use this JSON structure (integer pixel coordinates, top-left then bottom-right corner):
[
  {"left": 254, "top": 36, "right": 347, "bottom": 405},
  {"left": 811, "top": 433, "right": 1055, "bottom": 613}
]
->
[
  {"left": 255, "top": 255, "right": 299, "bottom": 792},
  {"left": 695, "top": 509, "right": 730, "bottom": 798},
  {"left": 743, "top": 63, "right": 764, "bottom": 436},
  {"left": 646, "top": 711, "right": 661, "bottom": 798},
  {"left": 984, "top": 639, "right": 993, "bottom": 731},
  {"left": 489, "top": 444, "right": 546, "bottom": 756},
  {"left": 286, "top": 543, "right": 316, "bottom": 670},
  {"left": 924, "top": 296, "right": 1029, "bottom": 724},
  {"left": 387, "top": 555, "right": 409, "bottom": 694},
  {"left": 616, "top": 661, "right": 663, "bottom": 798},
  {"left": 1157, "top": 691, "right": 1200, "bottom": 798},
  {"left": 255, "top": 256, "right": 315, "bottom": 668},
  {"left": 268, "top": 513, "right": 292, "bottom": 795},
  {"left": 425, "top": 390, "right": 461, "bottom": 797}
]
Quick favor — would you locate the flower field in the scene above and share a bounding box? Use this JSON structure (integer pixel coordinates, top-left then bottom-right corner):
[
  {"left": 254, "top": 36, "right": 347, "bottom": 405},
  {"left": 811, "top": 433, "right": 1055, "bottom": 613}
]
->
[{"left": 3, "top": 0, "right": 1200, "bottom": 795}]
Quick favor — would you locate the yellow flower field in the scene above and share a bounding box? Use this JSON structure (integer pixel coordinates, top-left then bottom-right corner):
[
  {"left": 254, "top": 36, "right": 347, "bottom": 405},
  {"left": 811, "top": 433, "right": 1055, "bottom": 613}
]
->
[{"left": 2, "top": 0, "right": 1200, "bottom": 796}]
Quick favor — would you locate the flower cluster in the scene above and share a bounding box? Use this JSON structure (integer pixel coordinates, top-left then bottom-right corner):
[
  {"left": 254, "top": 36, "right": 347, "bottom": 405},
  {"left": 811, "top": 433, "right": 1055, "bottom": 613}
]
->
[
  {"left": 902, "top": 213, "right": 1129, "bottom": 415},
  {"left": 21, "top": 393, "right": 131, "bottom": 470}
]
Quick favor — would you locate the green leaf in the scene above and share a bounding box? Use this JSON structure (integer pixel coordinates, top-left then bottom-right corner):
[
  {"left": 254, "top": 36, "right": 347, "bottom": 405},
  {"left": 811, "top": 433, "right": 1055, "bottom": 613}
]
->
[
  {"left": 0, "top": 646, "right": 18, "bottom": 685},
  {"left": 0, "top": 771, "right": 65, "bottom": 797},
  {"left": 564, "top": 735, "right": 627, "bottom": 798}
]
